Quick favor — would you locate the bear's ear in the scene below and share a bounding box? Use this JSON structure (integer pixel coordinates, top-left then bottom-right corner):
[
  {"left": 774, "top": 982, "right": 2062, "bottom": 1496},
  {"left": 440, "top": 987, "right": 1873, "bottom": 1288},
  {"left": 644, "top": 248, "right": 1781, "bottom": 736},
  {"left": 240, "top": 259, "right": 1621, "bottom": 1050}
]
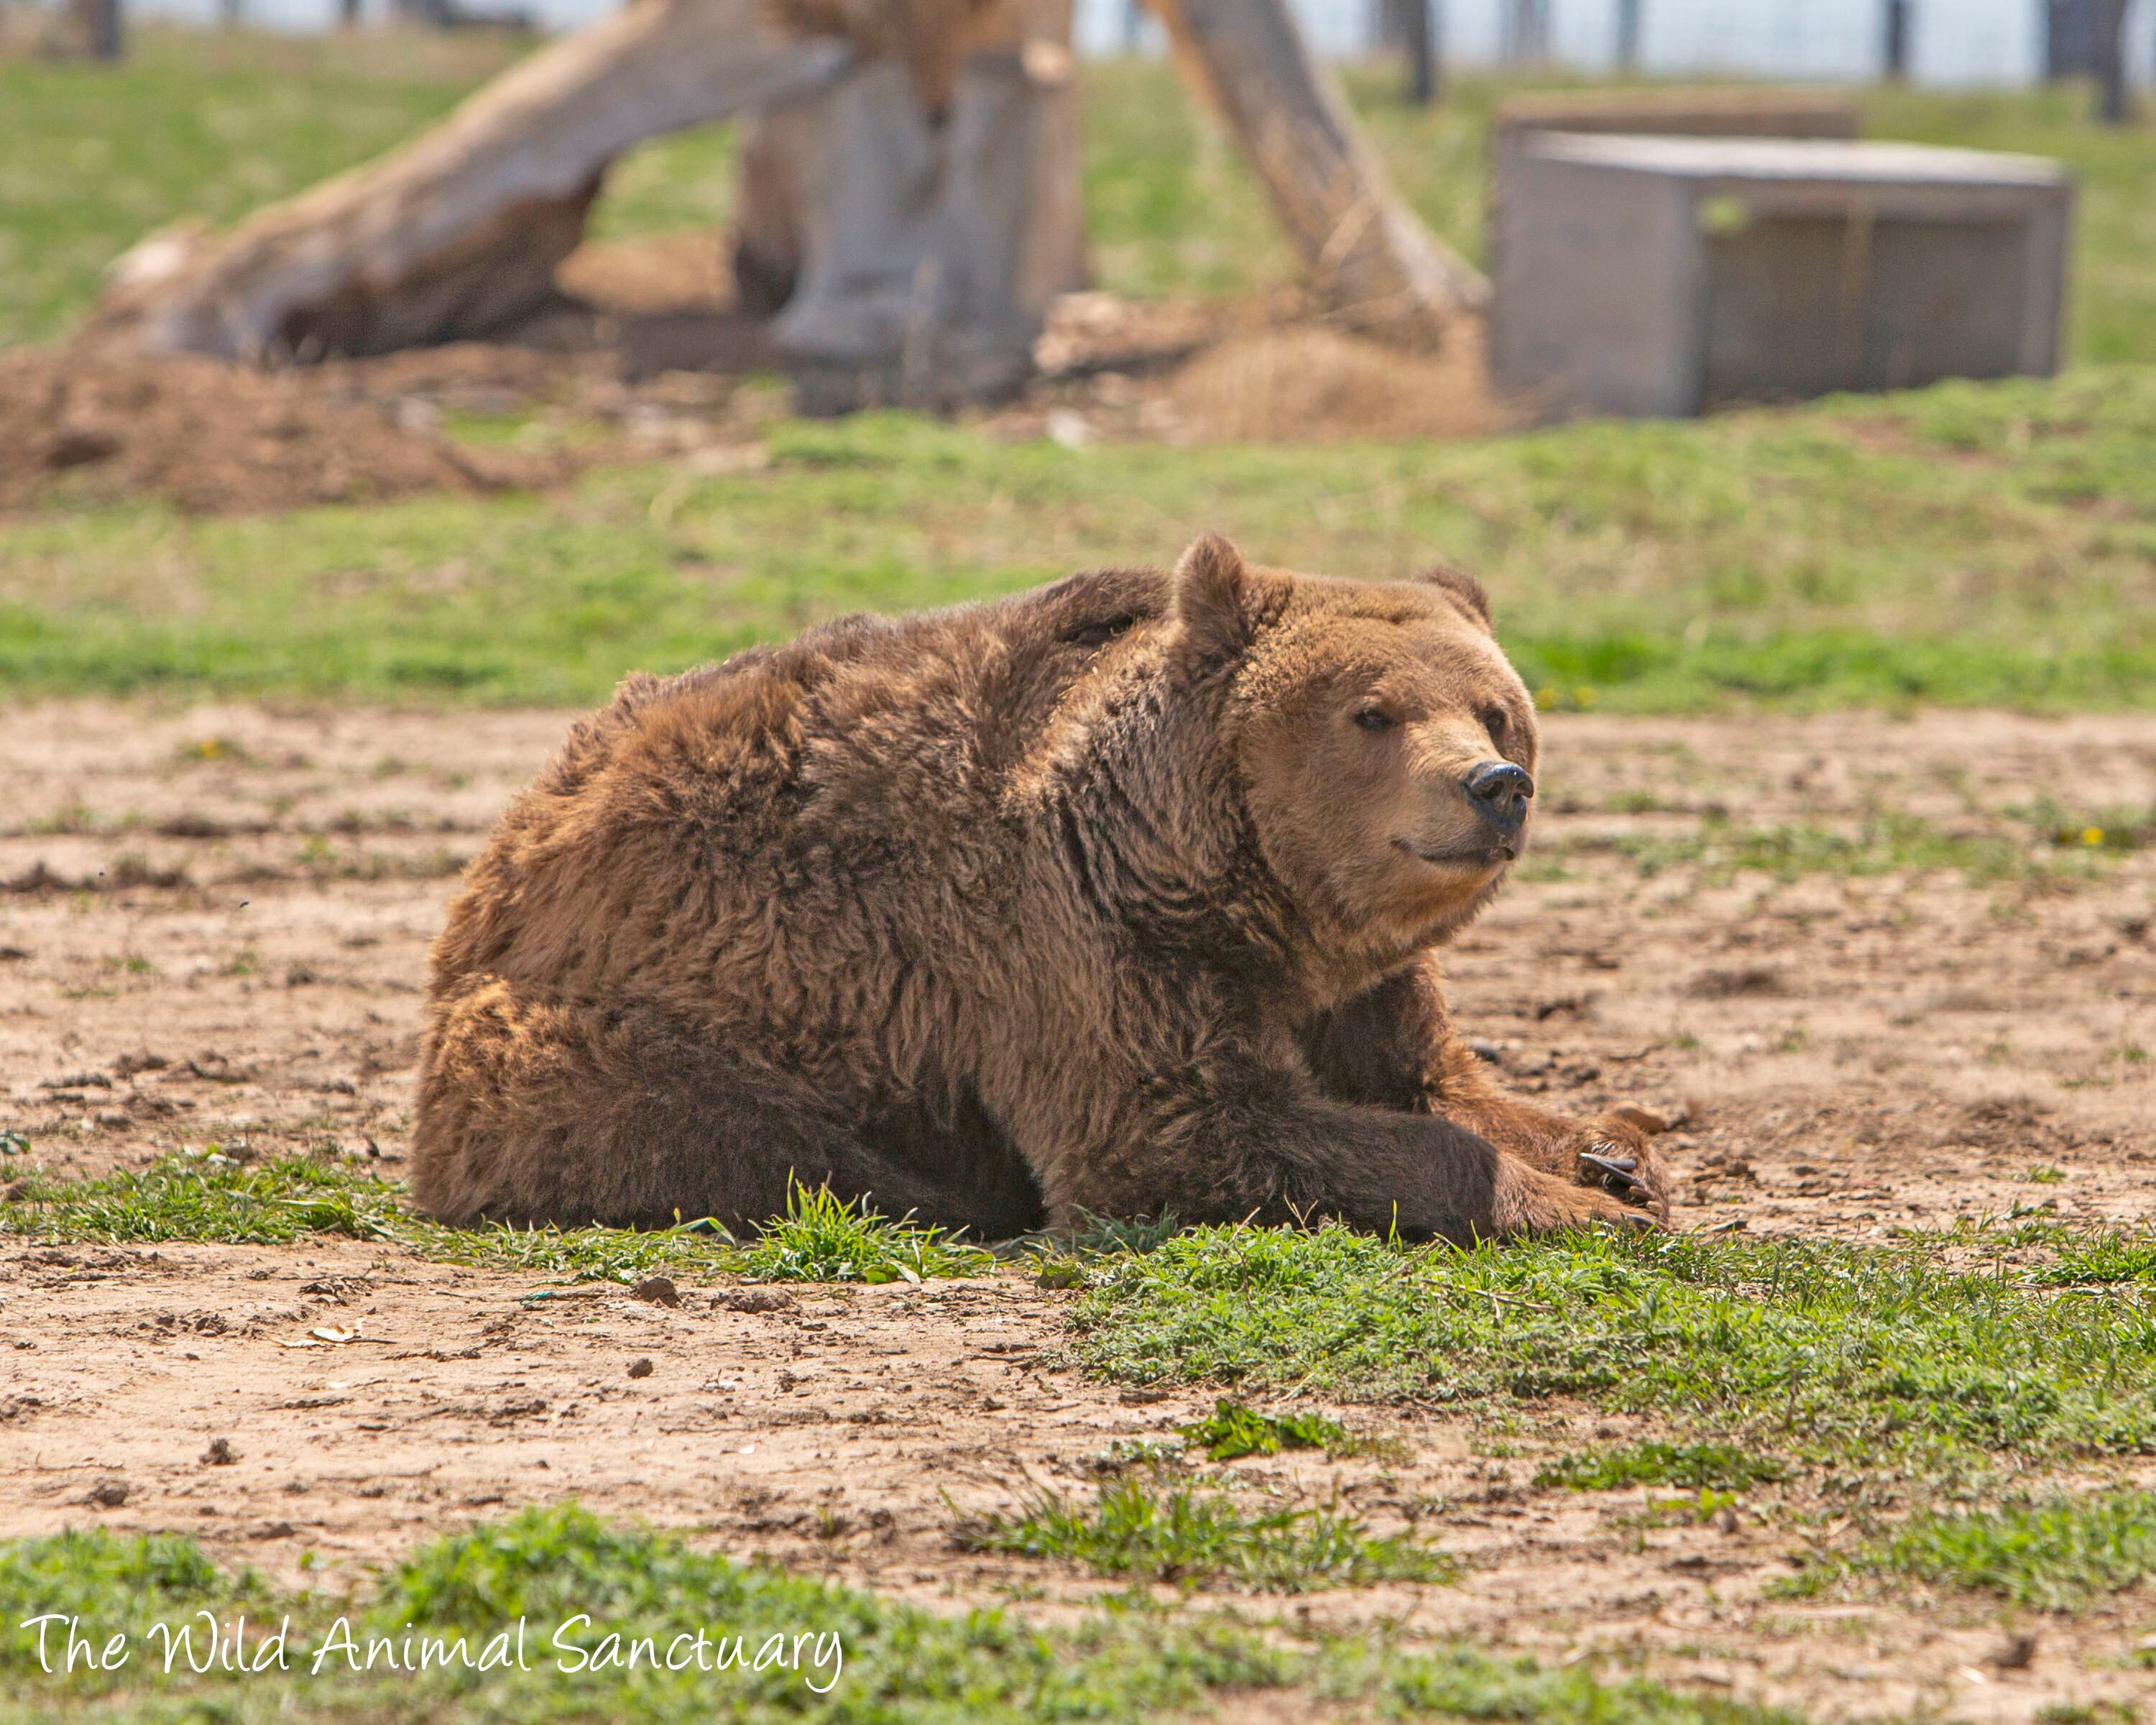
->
[
  {"left": 1170, "top": 533, "right": 1284, "bottom": 672},
  {"left": 1414, "top": 564, "right": 1494, "bottom": 632}
]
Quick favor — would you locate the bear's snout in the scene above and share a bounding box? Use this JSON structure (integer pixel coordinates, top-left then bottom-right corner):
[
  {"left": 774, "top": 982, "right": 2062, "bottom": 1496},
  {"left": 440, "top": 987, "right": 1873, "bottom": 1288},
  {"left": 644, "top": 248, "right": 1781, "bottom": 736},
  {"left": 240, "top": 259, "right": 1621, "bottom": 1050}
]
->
[{"left": 1462, "top": 760, "right": 1534, "bottom": 840}]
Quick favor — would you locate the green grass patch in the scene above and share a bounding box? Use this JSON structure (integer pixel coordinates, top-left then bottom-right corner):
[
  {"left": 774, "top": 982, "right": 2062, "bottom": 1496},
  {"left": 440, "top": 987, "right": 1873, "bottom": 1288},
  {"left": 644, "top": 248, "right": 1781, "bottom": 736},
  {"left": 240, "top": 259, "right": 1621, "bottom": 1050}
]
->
[
  {"left": 1316, "top": 1637, "right": 1801, "bottom": 1725},
  {"left": 1182, "top": 1398, "right": 1348, "bottom": 1461},
  {"left": 0, "top": 27, "right": 528, "bottom": 348},
  {"left": 1534, "top": 1440, "right": 1787, "bottom": 1493},
  {"left": 2021, "top": 799, "right": 2156, "bottom": 855},
  {"left": 954, "top": 1477, "right": 1453, "bottom": 1593},
  {"left": 735, "top": 1179, "right": 996, "bottom": 1284},
  {"left": 0, "top": 1151, "right": 992, "bottom": 1288},
  {"left": 1544, "top": 809, "right": 2105, "bottom": 886},
  {"left": 1613, "top": 1489, "right": 1746, "bottom": 1530},
  {"left": 1066, "top": 1224, "right": 2156, "bottom": 1476},
  {"left": 0, "top": 1149, "right": 405, "bottom": 1246},
  {"left": 1783, "top": 1491, "right": 2156, "bottom": 1611},
  {"left": 2019, "top": 1229, "right": 2156, "bottom": 1286},
  {"left": 0, "top": 1504, "right": 1792, "bottom": 1724},
  {"left": 4, "top": 370, "right": 2155, "bottom": 711},
  {"left": 0, "top": 1530, "right": 268, "bottom": 1673}
]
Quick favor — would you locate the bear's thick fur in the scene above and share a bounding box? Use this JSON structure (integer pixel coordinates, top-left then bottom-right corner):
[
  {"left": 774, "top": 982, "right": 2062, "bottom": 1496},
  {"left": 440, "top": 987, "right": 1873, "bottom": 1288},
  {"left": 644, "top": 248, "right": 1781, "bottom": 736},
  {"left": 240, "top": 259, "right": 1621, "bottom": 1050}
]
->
[{"left": 412, "top": 536, "right": 1665, "bottom": 1240}]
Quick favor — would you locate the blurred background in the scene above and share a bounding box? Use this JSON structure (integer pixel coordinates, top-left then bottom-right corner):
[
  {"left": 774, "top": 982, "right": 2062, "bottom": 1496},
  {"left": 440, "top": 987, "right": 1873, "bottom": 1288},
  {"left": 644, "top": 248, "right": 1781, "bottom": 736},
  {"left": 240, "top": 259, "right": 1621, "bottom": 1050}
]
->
[
  {"left": 12, "top": 0, "right": 2154, "bottom": 86},
  {"left": 0, "top": 0, "right": 2151, "bottom": 709}
]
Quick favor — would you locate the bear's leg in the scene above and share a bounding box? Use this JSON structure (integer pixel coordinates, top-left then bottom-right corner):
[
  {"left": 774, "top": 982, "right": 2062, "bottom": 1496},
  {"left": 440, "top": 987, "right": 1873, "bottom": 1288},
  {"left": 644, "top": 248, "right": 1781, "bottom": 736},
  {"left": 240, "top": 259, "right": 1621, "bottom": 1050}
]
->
[
  {"left": 1030, "top": 1036, "right": 1657, "bottom": 1243},
  {"left": 1302, "top": 957, "right": 1668, "bottom": 1222},
  {"left": 413, "top": 978, "right": 963, "bottom": 1231}
]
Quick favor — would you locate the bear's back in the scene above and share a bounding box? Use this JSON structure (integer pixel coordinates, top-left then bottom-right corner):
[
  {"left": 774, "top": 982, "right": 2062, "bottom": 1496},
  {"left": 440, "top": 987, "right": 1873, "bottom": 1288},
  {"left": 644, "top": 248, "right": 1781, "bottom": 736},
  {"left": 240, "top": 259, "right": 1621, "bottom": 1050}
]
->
[{"left": 428, "top": 567, "right": 1171, "bottom": 1006}]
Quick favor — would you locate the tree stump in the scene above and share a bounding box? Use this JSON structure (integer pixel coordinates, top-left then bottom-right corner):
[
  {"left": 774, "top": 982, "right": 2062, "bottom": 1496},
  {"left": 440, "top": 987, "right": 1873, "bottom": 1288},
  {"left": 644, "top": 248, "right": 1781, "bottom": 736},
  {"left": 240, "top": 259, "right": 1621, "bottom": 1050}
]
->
[{"left": 734, "top": 0, "right": 1086, "bottom": 410}]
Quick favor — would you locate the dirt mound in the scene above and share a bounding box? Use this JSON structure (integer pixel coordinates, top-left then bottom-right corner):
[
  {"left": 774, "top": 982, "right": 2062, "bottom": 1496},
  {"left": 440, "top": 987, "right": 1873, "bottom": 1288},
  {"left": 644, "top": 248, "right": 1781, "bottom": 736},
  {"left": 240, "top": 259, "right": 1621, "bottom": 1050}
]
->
[
  {"left": 0, "top": 270, "right": 1506, "bottom": 514},
  {"left": 0, "top": 344, "right": 563, "bottom": 515},
  {"left": 1166, "top": 321, "right": 1502, "bottom": 443}
]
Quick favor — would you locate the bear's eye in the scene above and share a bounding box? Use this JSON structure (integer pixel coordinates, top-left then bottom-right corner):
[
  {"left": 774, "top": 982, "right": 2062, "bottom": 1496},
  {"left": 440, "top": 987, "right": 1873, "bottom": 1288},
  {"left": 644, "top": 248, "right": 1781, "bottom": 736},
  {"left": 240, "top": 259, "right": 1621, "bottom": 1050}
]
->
[
  {"left": 1064, "top": 613, "right": 1136, "bottom": 650},
  {"left": 1481, "top": 706, "right": 1508, "bottom": 742},
  {"left": 1353, "top": 707, "right": 1396, "bottom": 733}
]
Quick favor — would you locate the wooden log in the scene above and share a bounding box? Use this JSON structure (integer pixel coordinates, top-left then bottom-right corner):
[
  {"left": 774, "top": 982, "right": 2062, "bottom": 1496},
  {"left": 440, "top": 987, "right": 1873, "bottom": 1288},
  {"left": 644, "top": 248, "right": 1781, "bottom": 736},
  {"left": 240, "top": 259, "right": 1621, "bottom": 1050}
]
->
[
  {"left": 91, "top": 0, "right": 853, "bottom": 362},
  {"left": 1143, "top": 0, "right": 1485, "bottom": 342}
]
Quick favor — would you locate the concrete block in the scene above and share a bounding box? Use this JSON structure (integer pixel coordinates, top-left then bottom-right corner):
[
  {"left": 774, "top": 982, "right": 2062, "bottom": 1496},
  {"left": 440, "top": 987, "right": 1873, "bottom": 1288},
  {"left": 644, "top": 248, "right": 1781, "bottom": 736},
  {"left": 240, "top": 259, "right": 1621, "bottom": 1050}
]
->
[
  {"left": 1490, "top": 134, "right": 2074, "bottom": 422},
  {"left": 1492, "top": 87, "right": 1860, "bottom": 180}
]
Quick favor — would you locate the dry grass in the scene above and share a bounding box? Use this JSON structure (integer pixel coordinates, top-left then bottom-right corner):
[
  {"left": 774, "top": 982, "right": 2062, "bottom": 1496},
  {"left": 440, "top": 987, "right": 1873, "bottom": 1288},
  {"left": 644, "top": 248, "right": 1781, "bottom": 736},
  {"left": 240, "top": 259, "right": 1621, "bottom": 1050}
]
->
[{"left": 1166, "top": 321, "right": 1504, "bottom": 443}]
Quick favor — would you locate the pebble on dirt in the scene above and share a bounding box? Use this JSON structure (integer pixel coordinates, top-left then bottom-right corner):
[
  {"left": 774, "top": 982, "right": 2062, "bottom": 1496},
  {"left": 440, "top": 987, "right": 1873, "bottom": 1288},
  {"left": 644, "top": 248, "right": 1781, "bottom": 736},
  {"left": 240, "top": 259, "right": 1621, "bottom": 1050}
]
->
[{"left": 627, "top": 1357, "right": 655, "bottom": 1379}]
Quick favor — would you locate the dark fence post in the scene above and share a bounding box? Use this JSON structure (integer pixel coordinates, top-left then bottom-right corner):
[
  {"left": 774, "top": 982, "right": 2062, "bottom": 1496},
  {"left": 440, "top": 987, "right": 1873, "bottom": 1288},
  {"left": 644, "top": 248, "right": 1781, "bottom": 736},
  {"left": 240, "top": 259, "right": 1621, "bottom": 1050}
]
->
[
  {"left": 77, "top": 0, "right": 124, "bottom": 58},
  {"left": 1882, "top": 0, "right": 1911, "bottom": 80},
  {"left": 1402, "top": 0, "right": 1437, "bottom": 104},
  {"left": 1502, "top": 0, "right": 1547, "bottom": 63},
  {"left": 2095, "top": 0, "right": 2132, "bottom": 122},
  {"left": 1616, "top": 0, "right": 1641, "bottom": 70}
]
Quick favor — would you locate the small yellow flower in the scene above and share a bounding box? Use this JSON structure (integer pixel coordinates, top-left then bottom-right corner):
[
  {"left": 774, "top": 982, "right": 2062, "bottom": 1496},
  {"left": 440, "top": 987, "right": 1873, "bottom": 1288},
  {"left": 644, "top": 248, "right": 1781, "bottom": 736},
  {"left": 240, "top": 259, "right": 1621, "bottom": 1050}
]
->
[
  {"left": 2082, "top": 827, "right": 2105, "bottom": 847},
  {"left": 1534, "top": 686, "right": 1556, "bottom": 709}
]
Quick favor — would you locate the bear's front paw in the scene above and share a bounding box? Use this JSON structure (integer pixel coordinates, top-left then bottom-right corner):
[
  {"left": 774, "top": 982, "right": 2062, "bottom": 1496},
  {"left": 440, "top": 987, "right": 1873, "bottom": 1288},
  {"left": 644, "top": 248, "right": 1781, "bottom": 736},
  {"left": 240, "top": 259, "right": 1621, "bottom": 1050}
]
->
[
  {"left": 1567, "top": 1116, "right": 1670, "bottom": 1224},
  {"left": 1490, "top": 1159, "right": 1657, "bottom": 1239}
]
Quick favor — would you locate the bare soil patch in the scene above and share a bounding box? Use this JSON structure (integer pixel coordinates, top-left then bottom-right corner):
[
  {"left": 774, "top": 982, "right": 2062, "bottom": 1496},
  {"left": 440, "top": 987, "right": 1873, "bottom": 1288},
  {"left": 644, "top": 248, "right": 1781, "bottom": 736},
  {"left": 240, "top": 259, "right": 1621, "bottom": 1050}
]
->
[{"left": 3, "top": 704, "right": 2152, "bottom": 1721}]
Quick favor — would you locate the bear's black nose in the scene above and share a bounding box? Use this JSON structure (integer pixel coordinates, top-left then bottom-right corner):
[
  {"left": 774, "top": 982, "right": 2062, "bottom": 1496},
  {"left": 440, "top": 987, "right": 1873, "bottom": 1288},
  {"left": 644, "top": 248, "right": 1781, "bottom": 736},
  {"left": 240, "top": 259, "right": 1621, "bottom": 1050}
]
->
[{"left": 1462, "top": 760, "right": 1534, "bottom": 832}]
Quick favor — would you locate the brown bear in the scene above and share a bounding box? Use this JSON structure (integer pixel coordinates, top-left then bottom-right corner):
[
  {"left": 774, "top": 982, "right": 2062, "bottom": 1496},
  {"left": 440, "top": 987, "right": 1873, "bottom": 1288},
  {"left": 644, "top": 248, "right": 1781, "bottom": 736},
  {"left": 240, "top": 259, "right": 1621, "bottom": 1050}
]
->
[{"left": 411, "top": 535, "right": 1665, "bottom": 1241}]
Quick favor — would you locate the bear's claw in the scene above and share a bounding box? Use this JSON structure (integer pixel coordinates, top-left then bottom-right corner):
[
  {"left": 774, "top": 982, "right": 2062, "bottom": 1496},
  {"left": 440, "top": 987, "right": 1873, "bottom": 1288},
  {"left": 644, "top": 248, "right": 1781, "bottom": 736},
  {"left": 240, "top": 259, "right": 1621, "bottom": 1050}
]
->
[{"left": 1579, "top": 1148, "right": 1646, "bottom": 1196}]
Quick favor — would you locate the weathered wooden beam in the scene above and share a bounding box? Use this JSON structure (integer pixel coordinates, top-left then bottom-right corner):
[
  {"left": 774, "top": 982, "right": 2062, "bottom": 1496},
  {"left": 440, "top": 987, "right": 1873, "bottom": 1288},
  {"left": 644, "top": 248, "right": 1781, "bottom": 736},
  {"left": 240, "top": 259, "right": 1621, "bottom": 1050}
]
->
[{"left": 1143, "top": 0, "right": 1486, "bottom": 342}]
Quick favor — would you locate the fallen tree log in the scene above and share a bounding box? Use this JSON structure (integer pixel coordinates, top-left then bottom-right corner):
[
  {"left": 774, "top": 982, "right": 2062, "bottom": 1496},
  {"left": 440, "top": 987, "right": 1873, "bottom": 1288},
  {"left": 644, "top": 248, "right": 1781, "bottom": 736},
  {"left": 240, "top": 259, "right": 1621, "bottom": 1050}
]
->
[
  {"left": 91, "top": 0, "right": 855, "bottom": 361},
  {"left": 1144, "top": 0, "right": 1488, "bottom": 341}
]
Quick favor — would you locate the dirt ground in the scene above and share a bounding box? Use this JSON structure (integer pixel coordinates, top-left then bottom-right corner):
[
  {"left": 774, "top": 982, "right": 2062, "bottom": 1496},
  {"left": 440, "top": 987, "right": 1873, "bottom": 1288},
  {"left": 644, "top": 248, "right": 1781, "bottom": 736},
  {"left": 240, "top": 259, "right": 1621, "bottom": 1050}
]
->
[{"left": 4, "top": 702, "right": 2154, "bottom": 1720}]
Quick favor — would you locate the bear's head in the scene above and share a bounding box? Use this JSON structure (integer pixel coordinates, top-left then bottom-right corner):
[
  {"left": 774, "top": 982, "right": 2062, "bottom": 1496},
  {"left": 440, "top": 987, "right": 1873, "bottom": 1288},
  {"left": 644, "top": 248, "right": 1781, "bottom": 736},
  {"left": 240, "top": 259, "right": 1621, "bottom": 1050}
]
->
[{"left": 1170, "top": 533, "right": 1539, "bottom": 969}]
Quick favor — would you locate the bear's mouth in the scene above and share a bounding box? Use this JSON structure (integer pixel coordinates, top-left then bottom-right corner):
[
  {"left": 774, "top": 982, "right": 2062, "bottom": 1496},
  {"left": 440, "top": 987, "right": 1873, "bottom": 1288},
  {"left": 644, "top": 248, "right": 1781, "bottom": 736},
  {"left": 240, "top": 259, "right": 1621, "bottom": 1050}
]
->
[{"left": 1394, "top": 835, "right": 1519, "bottom": 868}]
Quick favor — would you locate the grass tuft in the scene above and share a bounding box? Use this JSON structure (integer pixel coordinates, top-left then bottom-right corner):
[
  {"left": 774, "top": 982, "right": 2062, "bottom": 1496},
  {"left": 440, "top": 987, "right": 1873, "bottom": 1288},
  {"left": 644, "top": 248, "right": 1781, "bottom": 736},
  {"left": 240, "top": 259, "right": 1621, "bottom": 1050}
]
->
[
  {"left": 1549, "top": 809, "right": 2099, "bottom": 887},
  {"left": 1534, "top": 1440, "right": 1788, "bottom": 1493},
  {"left": 1323, "top": 1634, "right": 1805, "bottom": 1725},
  {"left": 0, "top": 1152, "right": 992, "bottom": 1287},
  {"left": 1182, "top": 1398, "right": 1349, "bottom": 1461},
  {"left": 1782, "top": 1491, "right": 2156, "bottom": 1611},
  {"left": 737, "top": 1179, "right": 996, "bottom": 1284},
  {"left": 954, "top": 1477, "right": 1453, "bottom": 1593},
  {"left": 0, "top": 1149, "right": 404, "bottom": 1245}
]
